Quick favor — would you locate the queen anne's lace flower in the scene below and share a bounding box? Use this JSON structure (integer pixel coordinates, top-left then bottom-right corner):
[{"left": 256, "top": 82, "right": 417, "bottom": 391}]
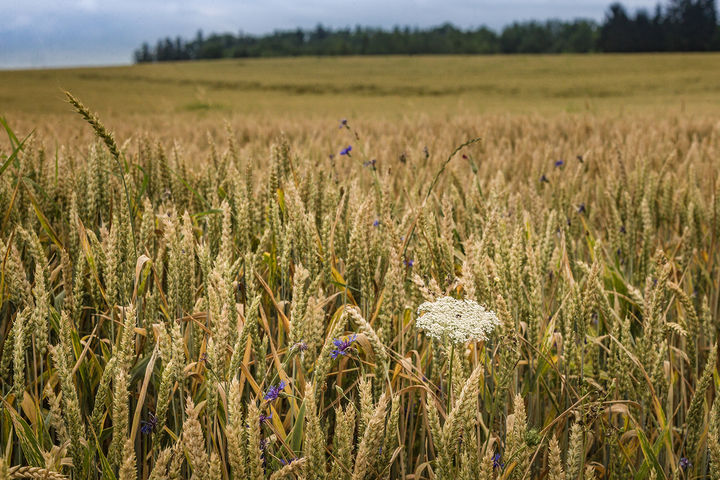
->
[{"left": 416, "top": 296, "right": 500, "bottom": 344}]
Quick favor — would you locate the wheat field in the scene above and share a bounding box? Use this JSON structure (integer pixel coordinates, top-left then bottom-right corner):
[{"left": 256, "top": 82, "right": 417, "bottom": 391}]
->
[{"left": 1, "top": 55, "right": 720, "bottom": 480}]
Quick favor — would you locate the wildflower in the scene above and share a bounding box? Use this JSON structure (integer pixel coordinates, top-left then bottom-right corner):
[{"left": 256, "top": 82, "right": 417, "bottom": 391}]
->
[
  {"left": 339, "top": 118, "right": 348, "bottom": 129},
  {"left": 292, "top": 342, "right": 308, "bottom": 353},
  {"left": 140, "top": 412, "right": 158, "bottom": 435},
  {"left": 331, "top": 334, "right": 357, "bottom": 359},
  {"left": 198, "top": 353, "right": 211, "bottom": 369},
  {"left": 404, "top": 259, "right": 414, "bottom": 268},
  {"left": 263, "top": 381, "right": 286, "bottom": 402},
  {"left": 280, "top": 457, "right": 298, "bottom": 466},
  {"left": 492, "top": 453, "right": 504, "bottom": 470},
  {"left": 416, "top": 296, "right": 500, "bottom": 344},
  {"left": 620, "top": 225, "right": 626, "bottom": 234},
  {"left": 577, "top": 203, "right": 586, "bottom": 214},
  {"left": 554, "top": 159, "right": 564, "bottom": 167},
  {"left": 340, "top": 145, "right": 352, "bottom": 156},
  {"left": 540, "top": 174, "right": 549, "bottom": 183},
  {"left": 372, "top": 219, "right": 380, "bottom": 227},
  {"left": 363, "top": 159, "right": 377, "bottom": 169},
  {"left": 679, "top": 457, "right": 691, "bottom": 471},
  {"left": 259, "top": 412, "right": 273, "bottom": 424}
]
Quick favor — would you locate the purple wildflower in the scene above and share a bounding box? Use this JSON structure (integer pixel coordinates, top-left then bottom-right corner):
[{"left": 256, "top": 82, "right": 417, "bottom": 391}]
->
[
  {"left": 577, "top": 203, "right": 586, "bottom": 214},
  {"left": 540, "top": 174, "right": 549, "bottom": 183},
  {"left": 554, "top": 159, "right": 564, "bottom": 167},
  {"left": 339, "top": 118, "right": 348, "bottom": 129},
  {"left": 372, "top": 219, "right": 380, "bottom": 227},
  {"left": 140, "top": 412, "right": 158, "bottom": 435},
  {"left": 259, "top": 412, "right": 273, "bottom": 424},
  {"left": 404, "top": 259, "right": 415, "bottom": 268},
  {"left": 263, "top": 381, "right": 286, "bottom": 402},
  {"left": 679, "top": 457, "right": 691, "bottom": 471},
  {"left": 363, "top": 159, "right": 377, "bottom": 169},
  {"left": 340, "top": 145, "right": 352, "bottom": 156},
  {"left": 280, "top": 457, "right": 298, "bottom": 466},
  {"left": 492, "top": 453, "right": 504, "bottom": 470},
  {"left": 331, "top": 334, "right": 357, "bottom": 360}
]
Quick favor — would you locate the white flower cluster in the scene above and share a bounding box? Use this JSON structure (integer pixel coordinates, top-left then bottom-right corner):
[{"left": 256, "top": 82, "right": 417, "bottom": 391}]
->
[{"left": 416, "top": 296, "right": 500, "bottom": 344}]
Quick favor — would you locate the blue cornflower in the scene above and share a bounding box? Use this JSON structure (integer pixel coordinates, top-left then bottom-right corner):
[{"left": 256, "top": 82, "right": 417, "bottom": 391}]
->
[
  {"left": 679, "top": 457, "right": 691, "bottom": 471},
  {"left": 340, "top": 145, "right": 352, "bottom": 156},
  {"left": 554, "top": 159, "right": 564, "bottom": 167},
  {"left": 372, "top": 219, "right": 380, "bottom": 227},
  {"left": 259, "top": 412, "right": 273, "bottom": 424},
  {"left": 404, "top": 259, "right": 415, "bottom": 268},
  {"left": 331, "top": 335, "right": 357, "bottom": 360},
  {"left": 140, "top": 412, "right": 158, "bottom": 435},
  {"left": 540, "top": 174, "right": 549, "bottom": 183},
  {"left": 339, "top": 118, "right": 348, "bottom": 129},
  {"left": 263, "top": 381, "right": 286, "bottom": 402},
  {"left": 577, "top": 203, "right": 586, "bottom": 214},
  {"left": 280, "top": 457, "right": 298, "bottom": 466},
  {"left": 492, "top": 453, "right": 504, "bottom": 470}
]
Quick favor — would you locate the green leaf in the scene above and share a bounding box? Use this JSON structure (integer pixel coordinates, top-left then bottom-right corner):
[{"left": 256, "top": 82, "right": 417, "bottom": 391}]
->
[
  {"left": 0, "top": 126, "right": 33, "bottom": 178},
  {"left": 0, "top": 116, "right": 20, "bottom": 148},
  {"left": 91, "top": 428, "right": 118, "bottom": 480},
  {"left": 634, "top": 427, "right": 667, "bottom": 480},
  {"left": 192, "top": 209, "right": 223, "bottom": 219},
  {"left": 3, "top": 400, "right": 44, "bottom": 467},
  {"left": 289, "top": 399, "right": 306, "bottom": 454},
  {"left": 23, "top": 180, "right": 63, "bottom": 250}
]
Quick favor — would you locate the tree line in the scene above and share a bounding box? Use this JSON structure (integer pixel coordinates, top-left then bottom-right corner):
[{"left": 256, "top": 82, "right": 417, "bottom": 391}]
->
[{"left": 134, "top": 0, "right": 719, "bottom": 62}]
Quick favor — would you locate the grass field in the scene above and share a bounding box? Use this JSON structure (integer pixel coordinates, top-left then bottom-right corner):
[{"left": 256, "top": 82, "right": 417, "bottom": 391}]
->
[{"left": 1, "top": 54, "right": 720, "bottom": 479}]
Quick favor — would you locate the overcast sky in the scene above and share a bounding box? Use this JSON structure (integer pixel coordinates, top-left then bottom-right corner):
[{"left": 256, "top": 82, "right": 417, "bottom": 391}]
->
[{"left": 1, "top": 0, "right": 661, "bottom": 69}]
